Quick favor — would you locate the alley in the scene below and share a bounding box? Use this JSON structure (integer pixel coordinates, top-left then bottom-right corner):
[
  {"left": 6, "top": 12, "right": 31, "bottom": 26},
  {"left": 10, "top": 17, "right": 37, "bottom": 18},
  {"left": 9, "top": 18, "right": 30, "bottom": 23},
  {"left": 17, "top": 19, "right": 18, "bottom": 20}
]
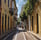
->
[
  {"left": 2, "top": 30, "right": 38, "bottom": 40},
  {"left": 0, "top": 0, "right": 41, "bottom": 40}
]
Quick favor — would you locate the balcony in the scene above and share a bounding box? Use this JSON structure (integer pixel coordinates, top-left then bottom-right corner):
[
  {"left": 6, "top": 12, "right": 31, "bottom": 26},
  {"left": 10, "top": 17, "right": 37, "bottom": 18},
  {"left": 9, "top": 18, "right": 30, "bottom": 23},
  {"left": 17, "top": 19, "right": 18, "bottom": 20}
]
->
[
  {"left": 15, "top": 13, "right": 17, "bottom": 16},
  {"left": 14, "top": 16, "right": 17, "bottom": 21},
  {"left": 9, "top": 8, "right": 14, "bottom": 16},
  {"left": 12, "top": 0, "right": 14, "bottom": 1},
  {"left": 9, "top": 8, "right": 17, "bottom": 16},
  {"left": 14, "top": 9, "right": 17, "bottom": 16},
  {"left": 14, "top": 7, "right": 18, "bottom": 15}
]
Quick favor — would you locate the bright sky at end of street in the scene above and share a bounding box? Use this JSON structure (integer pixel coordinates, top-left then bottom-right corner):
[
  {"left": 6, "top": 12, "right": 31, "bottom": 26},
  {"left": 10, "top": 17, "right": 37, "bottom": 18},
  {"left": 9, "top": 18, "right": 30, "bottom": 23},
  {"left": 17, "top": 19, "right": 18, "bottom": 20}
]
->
[{"left": 16, "top": 0, "right": 27, "bottom": 18}]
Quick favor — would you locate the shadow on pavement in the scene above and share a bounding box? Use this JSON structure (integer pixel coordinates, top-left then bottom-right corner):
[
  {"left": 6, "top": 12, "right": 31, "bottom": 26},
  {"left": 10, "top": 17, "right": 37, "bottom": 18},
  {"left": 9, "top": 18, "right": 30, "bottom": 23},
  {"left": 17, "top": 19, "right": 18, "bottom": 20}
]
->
[{"left": 3, "top": 29, "right": 26, "bottom": 40}]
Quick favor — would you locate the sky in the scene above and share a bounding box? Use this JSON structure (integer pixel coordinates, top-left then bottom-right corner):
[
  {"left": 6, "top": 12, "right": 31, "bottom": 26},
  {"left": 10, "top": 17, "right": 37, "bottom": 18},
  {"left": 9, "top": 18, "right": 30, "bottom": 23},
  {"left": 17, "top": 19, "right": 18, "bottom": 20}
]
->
[{"left": 16, "top": 0, "right": 26, "bottom": 18}]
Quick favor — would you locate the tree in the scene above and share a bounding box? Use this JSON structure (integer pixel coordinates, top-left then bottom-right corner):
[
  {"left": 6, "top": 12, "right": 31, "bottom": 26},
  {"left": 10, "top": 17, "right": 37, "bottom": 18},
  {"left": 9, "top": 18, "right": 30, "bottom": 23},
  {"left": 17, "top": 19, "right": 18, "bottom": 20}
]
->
[
  {"left": 20, "top": 0, "right": 38, "bottom": 21},
  {"left": 24, "top": 0, "right": 38, "bottom": 15},
  {"left": 23, "top": 0, "right": 38, "bottom": 30},
  {"left": 20, "top": 0, "right": 32, "bottom": 21}
]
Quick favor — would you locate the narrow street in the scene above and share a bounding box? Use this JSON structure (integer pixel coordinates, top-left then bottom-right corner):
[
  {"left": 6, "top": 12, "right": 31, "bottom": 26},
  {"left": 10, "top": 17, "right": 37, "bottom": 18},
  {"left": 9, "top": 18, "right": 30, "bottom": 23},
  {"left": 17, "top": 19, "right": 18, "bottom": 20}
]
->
[
  {"left": 12, "top": 32, "right": 26, "bottom": 40},
  {"left": 0, "top": 0, "right": 41, "bottom": 40},
  {"left": 2, "top": 30, "right": 38, "bottom": 40}
]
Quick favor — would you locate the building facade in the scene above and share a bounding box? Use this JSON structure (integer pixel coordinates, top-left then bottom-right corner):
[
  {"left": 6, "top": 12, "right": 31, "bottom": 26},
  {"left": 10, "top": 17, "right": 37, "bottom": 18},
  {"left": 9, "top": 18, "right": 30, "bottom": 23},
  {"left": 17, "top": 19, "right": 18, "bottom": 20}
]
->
[
  {"left": 0, "top": 0, "right": 1, "bottom": 35},
  {"left": 0, "top": 0, "right": 12, "bottom": 35},
  {"left": 0, "top": 0, "right": 17, "bottom": 37},
  {"left": 30, "top": 0, "right": 41, "bottom": 36}
]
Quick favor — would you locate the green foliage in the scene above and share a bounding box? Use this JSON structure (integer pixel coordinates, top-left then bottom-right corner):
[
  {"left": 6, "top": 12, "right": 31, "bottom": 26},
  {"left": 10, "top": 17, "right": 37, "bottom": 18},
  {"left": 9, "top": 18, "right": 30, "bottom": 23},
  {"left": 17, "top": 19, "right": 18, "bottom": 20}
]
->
[
  {"left": 20, "top": 0, "right": 38, "bottom": 21},
  {"left": 17, "top": 18, "right": 21, "bottom": 22},
  {"left": 17, "top": 22, "right": 20, "bottom": 25},
  {"left": 23, "top": 0, "right": 38, "bottom": 15},
  {"left": 20, "top": 11, "right": 27, "bottom": 21},
  {"left": 24, "top": 0, "right": 33, "bottom": 15}
]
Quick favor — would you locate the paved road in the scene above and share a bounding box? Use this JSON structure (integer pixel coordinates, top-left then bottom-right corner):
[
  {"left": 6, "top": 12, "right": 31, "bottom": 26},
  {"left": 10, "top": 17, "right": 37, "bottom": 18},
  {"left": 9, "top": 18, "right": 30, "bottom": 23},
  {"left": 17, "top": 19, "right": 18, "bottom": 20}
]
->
[
  {"left": 3, "top": 31, "right": 26, "bottom": 40},
  {"left": 3, "top": 30, "right": 38, "bottom": 40},
  {"left": 12, "top": 32, "right": 26, "bottom": 40}
]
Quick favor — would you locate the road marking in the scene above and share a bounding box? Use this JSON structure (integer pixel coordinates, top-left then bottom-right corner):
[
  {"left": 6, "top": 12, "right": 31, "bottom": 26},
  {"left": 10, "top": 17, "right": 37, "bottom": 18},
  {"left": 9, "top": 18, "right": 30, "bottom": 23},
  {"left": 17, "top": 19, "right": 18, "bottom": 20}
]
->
[
  {"left": 23, "top": 33, "right": 26, "bottom": 40},
  {"left": 14, "top": 34, "right": 17, "bottom": 40}
]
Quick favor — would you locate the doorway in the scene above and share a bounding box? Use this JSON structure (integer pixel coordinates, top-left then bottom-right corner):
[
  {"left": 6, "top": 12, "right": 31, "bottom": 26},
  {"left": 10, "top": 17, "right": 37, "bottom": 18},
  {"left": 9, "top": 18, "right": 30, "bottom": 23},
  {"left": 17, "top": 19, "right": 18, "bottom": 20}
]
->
[
  {"left": 2, "top": 16, "right": 4, "bottom": 34},
  {"left": 37, "top": 14, "right": 39, "bottom": 33},
  {"left": 32, "top": 16, "right": 33, "bottom": 31},
  {"left": 8, "top": 16, "right": 9, "bottom": 31}
]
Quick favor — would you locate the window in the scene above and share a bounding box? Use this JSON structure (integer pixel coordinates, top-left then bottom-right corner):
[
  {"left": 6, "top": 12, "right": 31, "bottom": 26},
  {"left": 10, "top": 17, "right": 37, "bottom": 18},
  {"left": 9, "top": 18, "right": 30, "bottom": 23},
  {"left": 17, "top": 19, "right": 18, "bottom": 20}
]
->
[
  {"left": 8, "top": 0, "right": 9, "bottom": 7},
  {"left": 4, "top": 0, "right": 6, "bottom": 3},
  {"left": 0, "top": 0, "right": 1, "bottom": 6}
]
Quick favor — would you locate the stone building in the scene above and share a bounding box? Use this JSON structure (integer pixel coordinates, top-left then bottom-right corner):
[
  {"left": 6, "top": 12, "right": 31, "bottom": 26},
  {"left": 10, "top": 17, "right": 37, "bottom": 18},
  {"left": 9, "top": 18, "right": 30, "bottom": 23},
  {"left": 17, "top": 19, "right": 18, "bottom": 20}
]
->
[
  {"left": 30, "top": 0, "right": 41, "bottom": 36},
  {"left": 0, "top": 0, "right": 17, "bottom": 37}
]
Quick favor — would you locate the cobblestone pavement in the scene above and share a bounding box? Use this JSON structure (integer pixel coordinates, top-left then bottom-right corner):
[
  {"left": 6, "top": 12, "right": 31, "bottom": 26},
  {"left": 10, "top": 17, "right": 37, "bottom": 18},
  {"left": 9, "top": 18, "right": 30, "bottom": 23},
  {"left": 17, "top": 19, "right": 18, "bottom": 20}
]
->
[{"left": 3, "top": 31, "right": 38, "bottom": 40}]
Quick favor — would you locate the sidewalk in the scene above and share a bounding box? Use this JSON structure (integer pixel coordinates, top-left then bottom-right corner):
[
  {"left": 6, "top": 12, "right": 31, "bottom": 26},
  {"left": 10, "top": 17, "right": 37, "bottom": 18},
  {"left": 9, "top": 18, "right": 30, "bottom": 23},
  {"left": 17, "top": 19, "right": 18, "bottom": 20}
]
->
[
  {"left": 27, "top": 31, "right": 41, "bottom": 40},
  {"left": 24, "top": 32, "right": 38, "bottom": 40},
  {"left": 0, "top": 29, "right": 17, "bottom": 40}
]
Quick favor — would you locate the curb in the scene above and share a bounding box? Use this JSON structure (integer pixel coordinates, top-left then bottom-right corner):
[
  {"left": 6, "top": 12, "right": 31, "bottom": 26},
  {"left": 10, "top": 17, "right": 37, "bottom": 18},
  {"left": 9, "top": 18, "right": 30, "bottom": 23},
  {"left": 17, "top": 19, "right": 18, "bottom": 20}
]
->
[
  {"left": 24, "top": 32, "right": 38, "bottom": 40},
  {"left": 27, "top": 31, "right": 41, "bottom": 40},
  {"left": 0, "top": 29, "right": 17, "bottom": 40}
]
